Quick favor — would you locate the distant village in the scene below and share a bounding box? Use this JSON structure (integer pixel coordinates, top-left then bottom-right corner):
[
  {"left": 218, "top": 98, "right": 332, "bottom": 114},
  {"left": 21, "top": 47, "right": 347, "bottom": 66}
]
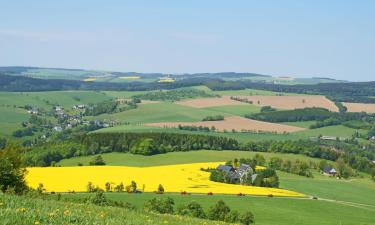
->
[{"left": 24, "top": 103, "right": 117, "bottom": 140}]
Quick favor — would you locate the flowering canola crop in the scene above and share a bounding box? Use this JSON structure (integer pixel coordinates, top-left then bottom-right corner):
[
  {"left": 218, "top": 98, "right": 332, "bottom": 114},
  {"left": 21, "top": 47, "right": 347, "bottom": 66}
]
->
[{"left": 26, "top": 162, "right": 304, "bottom": 197}]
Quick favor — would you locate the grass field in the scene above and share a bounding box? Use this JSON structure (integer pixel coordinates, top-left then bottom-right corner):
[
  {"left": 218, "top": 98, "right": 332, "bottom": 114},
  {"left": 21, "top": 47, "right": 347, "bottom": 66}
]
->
[
  {"left": 0, "top": 91, "right": 111, "bottom": 109},
  {"left": 192, "top": 86, "right": 307, "bottom": 96},
  {"left": 54, "top": 151, "right": 375, "bottom": 225},
  {"left": 57, "top": 150, "right": 321, "bottom": 167},
  {"left": 59, "top": 192, "right": 374, "bottom": 225},
  {"left": 95, "top": 123, "right": 364, "bottom": 142},
  {"left": 0, "top": 194, "right": 223, "bottom": 225},
  {"left": 91, "top": 102, "right": 235, "bottom": 123},
  {"left": 56, "top": 151, "right": 375, "bottom": 204},
  {"left": 0, "top": 106, "right": 30, "bottom": 136}
]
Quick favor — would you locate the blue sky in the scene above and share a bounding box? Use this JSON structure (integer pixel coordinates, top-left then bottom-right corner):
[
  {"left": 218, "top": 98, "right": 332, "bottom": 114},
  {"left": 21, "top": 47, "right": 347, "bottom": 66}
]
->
[{"left": 0, "top": 1, "right": 374, "bottom": 81}]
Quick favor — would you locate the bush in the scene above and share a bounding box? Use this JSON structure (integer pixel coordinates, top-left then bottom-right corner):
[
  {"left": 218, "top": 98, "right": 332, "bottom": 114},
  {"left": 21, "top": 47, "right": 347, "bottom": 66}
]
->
[
  {"left": 89, "top": 155, "right": 106, "bottom": 165},
  {"left": 144, "top": 197, "right": 174, "bottom": 214},
  {"left": 177, "top": 201, "right": 206, "bottom": 219},
  {"left": 156, "top": 184, "right": 164, "bottom": 194},
  {"left": 240, "top": 211, "right": 255, "bottom": 225},
  {"left": 207, "top": 200, "right": 231, "bottom": 221},
  {"left": 225, "top": 210, "right": 240, "bottom": 223}
]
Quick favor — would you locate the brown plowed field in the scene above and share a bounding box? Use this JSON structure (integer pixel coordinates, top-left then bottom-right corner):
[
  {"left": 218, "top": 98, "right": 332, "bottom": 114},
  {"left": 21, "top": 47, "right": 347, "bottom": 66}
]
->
[
  {"left": 234, "top": 95, "right": 338, "bottom": 112},
  {"left": 145, "top": 116, "right": 305, "bottom": 133},
  {"left": 342, "top": 102, "right": 375, "bottom": 113}
]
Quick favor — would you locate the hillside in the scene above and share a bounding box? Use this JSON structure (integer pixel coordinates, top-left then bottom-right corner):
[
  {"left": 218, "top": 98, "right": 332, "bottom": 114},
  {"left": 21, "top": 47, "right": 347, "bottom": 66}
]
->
[{"left": 0, "top": 194, "right": 226, "bottom": 225}]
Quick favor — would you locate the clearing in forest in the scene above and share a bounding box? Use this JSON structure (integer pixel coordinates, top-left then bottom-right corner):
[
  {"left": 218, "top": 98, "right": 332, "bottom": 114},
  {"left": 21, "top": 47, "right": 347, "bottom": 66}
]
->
[
  {"left": 342, "top": 102, "right": 375, "bottom": 113},
  {"left": 145, "top": 116, "right": 305, "bottom": 133}
]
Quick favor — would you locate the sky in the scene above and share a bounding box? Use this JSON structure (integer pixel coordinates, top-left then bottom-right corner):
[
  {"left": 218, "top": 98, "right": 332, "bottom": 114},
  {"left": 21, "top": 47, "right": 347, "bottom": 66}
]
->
[{"left": 0, "top": 1, "right": 374, "bottom": 81}]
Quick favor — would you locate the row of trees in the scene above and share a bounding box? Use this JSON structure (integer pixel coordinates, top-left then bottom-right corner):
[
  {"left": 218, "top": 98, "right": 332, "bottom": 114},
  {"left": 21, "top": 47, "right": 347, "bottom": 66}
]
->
[
  {"left": 21, "top": 133, "right": 375, "bottom": 178},
  {"left": 145, "top": 198, "right": 255, "bottom": 225},
  {"left": 202, "top": 115, "right": 224, "bottom": 121},
  {"left": 246, "top": 107, "right": 335, "bottom": 123},
  {"left": 133, "top": 89, "right": 217, "bottom": 101},
  {"left": 178, "top": 125, "right": 215, "bottom": 132}
]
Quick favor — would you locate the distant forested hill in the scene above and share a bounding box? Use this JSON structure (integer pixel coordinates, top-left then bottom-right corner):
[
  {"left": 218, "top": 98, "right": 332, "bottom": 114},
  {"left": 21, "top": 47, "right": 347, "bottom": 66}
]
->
[{"left": 1, "top": 72, "right": 375, "bottom": 103}]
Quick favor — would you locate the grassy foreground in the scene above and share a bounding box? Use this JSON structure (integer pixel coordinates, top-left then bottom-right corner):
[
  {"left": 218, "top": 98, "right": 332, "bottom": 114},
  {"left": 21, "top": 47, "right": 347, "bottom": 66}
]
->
[
  {"left": 61, "top": 192, "right": 375, "bottom": 225},
  {"left": 0, "top": 194, "right": 227, "bottom": 225}
]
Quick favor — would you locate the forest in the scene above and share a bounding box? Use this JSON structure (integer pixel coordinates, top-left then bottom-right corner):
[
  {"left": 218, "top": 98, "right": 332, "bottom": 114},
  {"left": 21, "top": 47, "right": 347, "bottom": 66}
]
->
[{"left": 3, "top": 73, "right": 375, "bottom": 103}]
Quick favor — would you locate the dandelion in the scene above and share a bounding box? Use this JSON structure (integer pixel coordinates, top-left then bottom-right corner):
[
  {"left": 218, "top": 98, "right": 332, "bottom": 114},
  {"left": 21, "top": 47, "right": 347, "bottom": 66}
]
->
[
  {"left": 34, "top": 221, "right": 40, "bottom": 225},
  {"left": 16, "top": 207, "right": 27, "bottom": 212},
  {"left": 63, "top": 210, "right": 70, "bottom": 216}
]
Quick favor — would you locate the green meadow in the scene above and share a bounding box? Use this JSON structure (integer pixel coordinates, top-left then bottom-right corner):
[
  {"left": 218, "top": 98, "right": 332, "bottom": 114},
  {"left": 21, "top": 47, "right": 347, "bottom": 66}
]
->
[{"left": 56, "top": 150, "right": 375, "bottom": 225}]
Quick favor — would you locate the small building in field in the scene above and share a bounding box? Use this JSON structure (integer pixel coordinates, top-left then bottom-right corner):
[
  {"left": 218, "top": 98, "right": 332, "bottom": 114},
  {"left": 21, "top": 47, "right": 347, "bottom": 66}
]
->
[
  {"left": 320, "top": 136, "right": 337, "bottom": 141},
  {"left": 370, "top": 136, "right": 375, "bottom": 142},
  {"left": 217, "top": 165, "right": 235, "bottom": 173},
  {"left": 323, "top": 166, "right": 337, "bottom": 176}
]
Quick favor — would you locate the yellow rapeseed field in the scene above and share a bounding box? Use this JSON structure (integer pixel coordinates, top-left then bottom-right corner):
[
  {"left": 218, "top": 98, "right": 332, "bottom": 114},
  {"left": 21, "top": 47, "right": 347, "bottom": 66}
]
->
[
  {"left": 26, "top": 162, "right": 304, "bottom": 197},
  {"left": 83, "top": 77, "right": 97, "bottom": 82}
]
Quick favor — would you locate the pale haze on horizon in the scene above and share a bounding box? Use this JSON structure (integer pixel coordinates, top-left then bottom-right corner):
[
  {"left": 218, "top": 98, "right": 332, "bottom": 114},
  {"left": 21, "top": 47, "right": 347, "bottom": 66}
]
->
[{"left": 0, "top": 0, "right": 374, "bottom": 81}]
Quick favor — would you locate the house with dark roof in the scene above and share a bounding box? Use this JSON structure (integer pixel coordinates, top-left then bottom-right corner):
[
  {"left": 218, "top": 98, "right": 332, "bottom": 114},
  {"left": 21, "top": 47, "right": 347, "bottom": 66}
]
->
[
  {"left": 217, "top": 164, "right": 254, "bottom": 184},
  {"left": 217, "top": 165, "right": 235, "bottom": 173},
  {"left": 323, "top": 166, "right": 337, "bottom": 176}
]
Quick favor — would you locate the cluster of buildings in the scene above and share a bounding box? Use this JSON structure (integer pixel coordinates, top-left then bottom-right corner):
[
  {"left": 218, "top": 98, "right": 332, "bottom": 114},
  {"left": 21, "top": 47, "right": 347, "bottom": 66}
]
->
[{"left": 216, "top": 163, "right": 256, "bottom": 184}]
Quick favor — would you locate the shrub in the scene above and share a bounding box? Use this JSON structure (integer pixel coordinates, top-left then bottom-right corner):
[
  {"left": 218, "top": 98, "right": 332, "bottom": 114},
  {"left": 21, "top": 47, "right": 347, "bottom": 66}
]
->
[
  {"left": 225, "top": 210, "right": 240, "bottom": 223},
  {"left": 89, "top": 155, "right": 105, "bottom": 165},
  {"left": 177, "top": 201, "right": 206, "bottom": 219},
  {"left": 207, "top": 200, "right": 230, "bottom": 221},
  {"left": 144, "top": 197, "right": 174, "bottom": 214},
  {"left": 156, "top": 184, "right": 164, "bottom": 194},
  {"left": 240, "top": 211, "right": 255, "bottom": 225}
]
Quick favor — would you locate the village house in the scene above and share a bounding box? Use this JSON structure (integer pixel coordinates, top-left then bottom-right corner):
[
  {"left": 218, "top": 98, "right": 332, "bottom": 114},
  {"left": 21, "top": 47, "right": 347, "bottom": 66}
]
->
[
  {"left": 72, "top": 104, "right": 85, "bottom": 110},
  {"left": 370, "top": 136, "right": 375, "bottom": 142},
  {"left": 27, "top": 108, "right": 39, "bottom": 114},
  {"left": 323, "top": 166, "right": 337, "bottom": 176},
  {"left": 53, "top": 126, "right": 63, "bottom": 132},
  {"left": 55, "top": 106, "right": 64, "bottom": 112},
  {"left": 217, "top": 163, "right": 255, "bottom": 184},
  {"left": 320, "top": 136, "right": 338, "bottom": 141}
]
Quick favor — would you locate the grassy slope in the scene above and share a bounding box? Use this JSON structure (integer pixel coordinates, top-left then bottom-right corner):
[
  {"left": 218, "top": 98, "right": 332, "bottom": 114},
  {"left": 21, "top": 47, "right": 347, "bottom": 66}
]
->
[
  {"left": 95, "top": 123, "right": 363, "bottom": 142},
  {"left": 0, "top": 106, "right": 30, "bottom": 136},
  {"left": 192, "top": 86, "right": 307, "bottom": 96},
  {"left": 58, "top": 151, "right": 375, "bottom": 206},
  {"left": 91, "top": 102, "right": 235, "bottom": 123},
  {"left": 0, "top": 91, "right": 111, "bottom": 109},
  {"left": 55, "top": 150, "right": 375, "bottom": 225},
  {"left": 57, "top": 150, "right": 320, "bottom": 167},
  {"left": 0, "top": 194, "right": 224, "bottom": 225},
  {"left": 0, "top": 91, "right": 112, "bottom": 136},
  {"left": 59, "top": 192, "right": 375, "bottom": 225}
]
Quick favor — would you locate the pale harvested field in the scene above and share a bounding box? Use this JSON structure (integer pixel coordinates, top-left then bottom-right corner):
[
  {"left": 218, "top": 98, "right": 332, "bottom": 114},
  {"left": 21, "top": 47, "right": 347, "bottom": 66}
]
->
[
  {"left": 235, "top": 95, "right": 338, "bottom": 112},
  {"left": 139, "top": 100, "right": 160, "bottom": 104},
  {"left": 343, "top": 102, "right": 375, "bottom": 113},
  {"left": 145, "top": 116, "right": 305, "bottom": 133},
  {"left": 176, "top": 96, "right": 246, "bottom": 108}
]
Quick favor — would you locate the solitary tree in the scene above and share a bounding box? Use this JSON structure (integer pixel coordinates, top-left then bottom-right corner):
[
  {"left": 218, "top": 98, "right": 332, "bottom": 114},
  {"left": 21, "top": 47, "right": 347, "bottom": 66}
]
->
[
  {"left": 0, "top": 142, "right": 27, "bottom": 194},
  {"left": 89, "top": 155, "right": 106, "bottom": 166},
  {"left": 105, "top": 182, "right": 111, "bottom": 192},
  {"left": 157, "top": 184, "right": 165, "bottom": 194}
]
